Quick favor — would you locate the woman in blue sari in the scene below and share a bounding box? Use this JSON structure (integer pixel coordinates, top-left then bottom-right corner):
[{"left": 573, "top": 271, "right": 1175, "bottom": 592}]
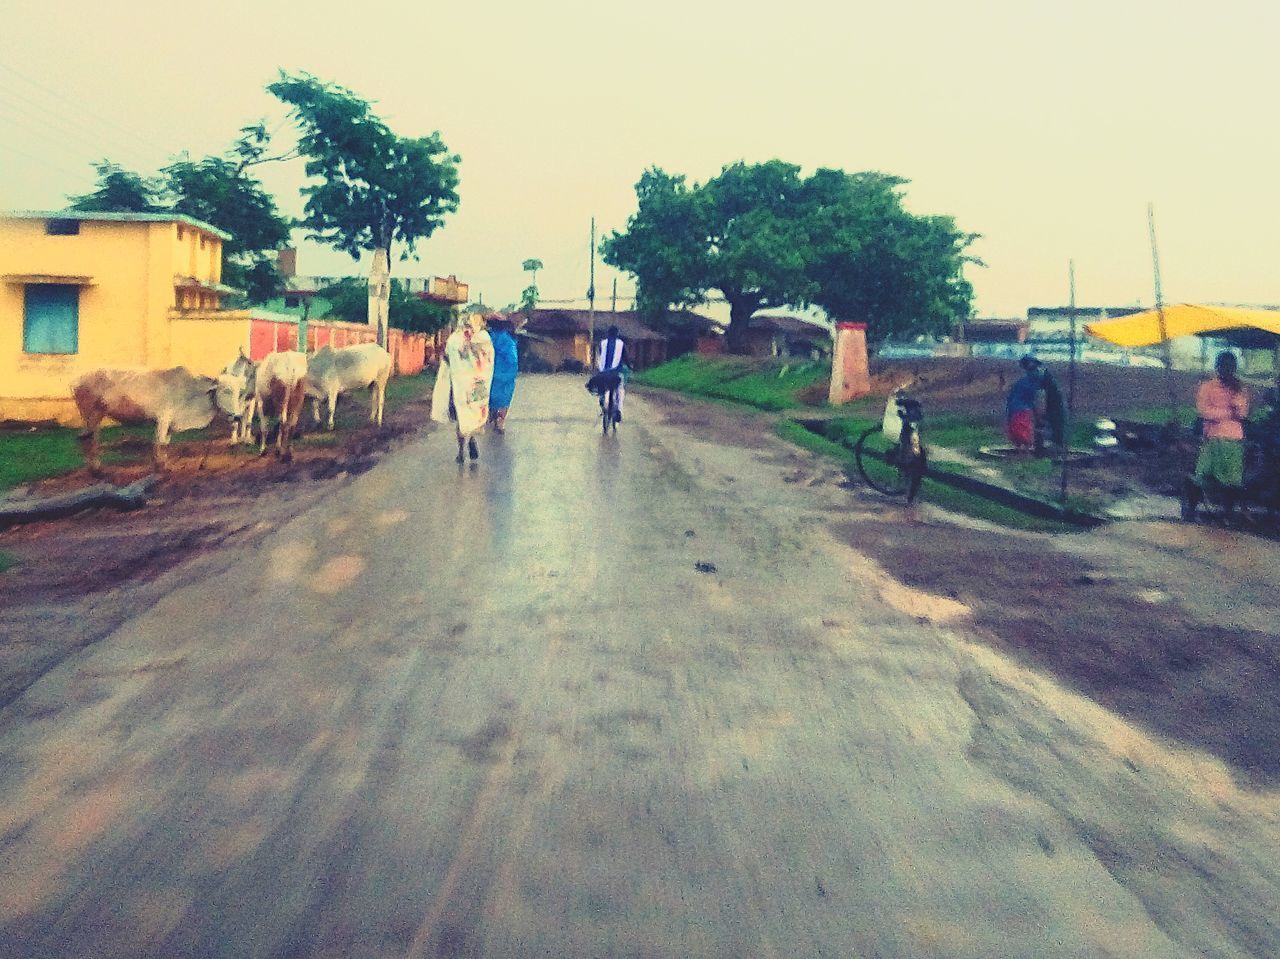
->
[{"left": 487, "top": 315, "right": 519, "bottom": 432}]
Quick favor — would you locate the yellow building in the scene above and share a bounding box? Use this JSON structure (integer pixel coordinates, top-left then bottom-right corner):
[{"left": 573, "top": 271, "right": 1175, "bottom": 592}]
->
[{"left": 0, "top": 210, "right": 255, "bottom": 425}]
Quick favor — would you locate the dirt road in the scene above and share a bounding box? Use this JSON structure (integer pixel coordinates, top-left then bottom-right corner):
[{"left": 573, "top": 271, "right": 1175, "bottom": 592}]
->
[{"left": 0, "top": 377, "right": 1276, "bottom": 957}]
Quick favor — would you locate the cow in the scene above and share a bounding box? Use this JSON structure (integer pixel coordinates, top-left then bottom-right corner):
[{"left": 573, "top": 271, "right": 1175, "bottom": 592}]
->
[
  {"left": 71, "top": 366, "right": 246, "bottom": 474},
  {"left": 304, "top": 343, "right": 393, "bottom": 430},
  {"left": 254, "top": 351, "right": 308, "bottom": 461},
  {"left": 221, "top": 349, "right": 258, "bottom": 445}
]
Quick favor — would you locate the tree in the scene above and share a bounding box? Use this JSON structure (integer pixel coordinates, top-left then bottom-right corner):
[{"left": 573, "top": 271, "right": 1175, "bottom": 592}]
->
[
  {"left": 320, "top": 279, "right": 454, "bottom": 335},
  {"left": 67, "top": 127, "right": 293, "bottom": 305},
  {"left": 162, "top": 133, "right": 291, "bottom": 304},
  {"left": 604, "top": 161, "right": 816, "bottom": 351},
  {"left": 520, "top": 258, "right": 543, "bottom": 311},
  {"left": 268, "top": 72, "right": 461, "bottom": 346},
  {"left": 604, "top": 161, "right": 977, "bottom": 351},
  {"left": 68, "top": 161, "right": 162, "bottom": 213},
  {"left": 803, "top": 169, "right": 978, "bottom": 341}
]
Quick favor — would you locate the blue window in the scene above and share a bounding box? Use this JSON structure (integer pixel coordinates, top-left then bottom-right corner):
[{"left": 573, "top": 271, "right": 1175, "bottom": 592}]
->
[{"left": 23, "top": 284, "right": 79, "bottom": 354}]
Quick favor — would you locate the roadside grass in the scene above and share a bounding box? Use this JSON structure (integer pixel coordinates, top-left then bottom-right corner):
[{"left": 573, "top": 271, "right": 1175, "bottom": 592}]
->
[
  {"left": 0, "top": 550, "right": 15, "bottom": 574},
  {"left": 776, "top": 419, "right": 1076, "bottom": 533},
  {"left": 635, "top": 355, "right": 829, "bottom": 410},
  {"left": 0, "top": 371, "right": 436, "bottom": 492}
]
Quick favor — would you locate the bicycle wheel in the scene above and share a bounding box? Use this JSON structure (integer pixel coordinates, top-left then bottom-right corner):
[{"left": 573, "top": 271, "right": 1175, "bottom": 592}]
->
[
  {"left": 854, "top": 427, "right": 911, "bottom": 497},
  {"left": 602, "top": 391, "right": 614, "bottom": 435}
]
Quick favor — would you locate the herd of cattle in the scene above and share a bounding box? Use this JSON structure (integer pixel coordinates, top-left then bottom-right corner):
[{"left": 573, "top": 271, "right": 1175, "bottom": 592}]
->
[{"left": 70, "top": 343, "right": 394, "bottom": 472}]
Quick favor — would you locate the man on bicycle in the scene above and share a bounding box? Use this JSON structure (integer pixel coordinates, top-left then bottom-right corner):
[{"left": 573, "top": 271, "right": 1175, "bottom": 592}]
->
[{"left": 596, "top": 325, "right": 626, "bottom": 423}]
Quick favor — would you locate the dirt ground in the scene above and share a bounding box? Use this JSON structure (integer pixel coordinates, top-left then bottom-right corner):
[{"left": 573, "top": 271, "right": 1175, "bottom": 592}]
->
[
  {"left": 0, "top": 386, "right": 435, "bottom": 709},
  {"left": 834, "top": 515, "right": 1280, "bottom": 788},
  {"left": 868, "top": 356, "right": 1217, "bottom": 418}
]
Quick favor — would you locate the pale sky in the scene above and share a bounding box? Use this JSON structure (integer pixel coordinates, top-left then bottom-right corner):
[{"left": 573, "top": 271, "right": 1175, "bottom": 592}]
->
[{"left": 2, "top": 0, "right": 1276, "bottom": 319}]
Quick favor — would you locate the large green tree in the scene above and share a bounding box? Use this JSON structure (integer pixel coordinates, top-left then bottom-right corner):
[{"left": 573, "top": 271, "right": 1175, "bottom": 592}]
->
[
  {"left": 267, "top": 72, "right": 461, "bottom": 346},
  {"left": 604, "top": 161, "right": 977, "bottom": 350},
  {"left": 803, "top": 168, "right": 977, "bottom": 341}
]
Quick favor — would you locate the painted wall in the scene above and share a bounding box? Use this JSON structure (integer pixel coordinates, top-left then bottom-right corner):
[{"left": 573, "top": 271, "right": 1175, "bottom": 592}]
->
[{"left": 0, "top": 216, "right": 227, "bottom": 423}]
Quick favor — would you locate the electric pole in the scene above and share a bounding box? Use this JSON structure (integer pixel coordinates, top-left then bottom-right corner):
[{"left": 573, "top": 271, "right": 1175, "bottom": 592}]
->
[{"left": 587, "top": 217, "right": 597, "bottom": 366}]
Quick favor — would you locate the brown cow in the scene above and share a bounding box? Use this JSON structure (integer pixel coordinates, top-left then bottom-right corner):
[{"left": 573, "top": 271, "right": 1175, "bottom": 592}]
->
[
  {"left": 71, "top": 366, "right": 245, "bottom": 473},
  {"left": 254, "top": 351, "right": 308, "bottom": 461}
]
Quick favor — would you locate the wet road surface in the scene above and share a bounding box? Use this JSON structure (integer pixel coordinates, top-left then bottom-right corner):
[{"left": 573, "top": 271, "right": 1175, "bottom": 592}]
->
[{"left": 0, "top": 377, "right": 1276, "bottom": 958}]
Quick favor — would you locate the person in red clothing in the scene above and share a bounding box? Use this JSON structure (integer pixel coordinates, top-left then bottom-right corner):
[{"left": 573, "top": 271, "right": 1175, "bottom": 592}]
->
[{"left": 1182, "top": 351, "right": 1249, "bottom": 522}]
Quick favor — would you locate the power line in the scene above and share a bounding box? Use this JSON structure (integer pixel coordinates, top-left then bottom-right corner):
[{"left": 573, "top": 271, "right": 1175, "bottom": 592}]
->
[
  {"left": 0, "top": 91, "right": 159, "bottom": 173},
  {"left": 0, "top": 61, "right": 176, "bottom": 158}
]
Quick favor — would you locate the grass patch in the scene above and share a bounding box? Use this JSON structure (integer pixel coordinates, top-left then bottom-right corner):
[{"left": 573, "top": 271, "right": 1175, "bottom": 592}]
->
[
  {"left": 0, "top": 372, "right": 437, "bottom": 490},
  {"left": 635, "top": 355, "right": 829, "bottom": 411},
  {"left": 0, "top": 551, "right": 15, "bottom": 574},
  {"left": 0, "top": 429, "right": 83, "bottom": 491}
]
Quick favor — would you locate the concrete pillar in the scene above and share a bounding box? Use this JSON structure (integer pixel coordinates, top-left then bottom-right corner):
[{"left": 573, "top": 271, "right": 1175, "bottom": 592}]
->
[{"left": 829, "top": 321, "right": 871, "bottom": 405}]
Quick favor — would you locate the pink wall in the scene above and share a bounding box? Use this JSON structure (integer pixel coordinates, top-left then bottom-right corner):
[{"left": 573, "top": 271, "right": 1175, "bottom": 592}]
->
[{"left": 247, "top": 319, "right": 429, "bottom": 376}]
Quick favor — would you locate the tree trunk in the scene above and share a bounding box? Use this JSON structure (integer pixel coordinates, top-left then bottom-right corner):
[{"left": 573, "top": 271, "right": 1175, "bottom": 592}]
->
[{"left": 725, "top": 296, "right": 759, "bottom": 355}]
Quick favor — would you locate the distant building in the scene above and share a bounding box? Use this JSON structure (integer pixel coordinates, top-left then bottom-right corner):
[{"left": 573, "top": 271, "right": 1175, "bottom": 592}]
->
[
  {"left": 516, "top": 308, "right": 719, "bottom": 370},
  {"left": 742, "top": 314, "right": 832, "bottom": 359},
  {"left": 953, "top": 318, "right": 1028, "bottom": 344},
  {"left": 1027, "top": 306, "right": 1143, "bottom": 341}
]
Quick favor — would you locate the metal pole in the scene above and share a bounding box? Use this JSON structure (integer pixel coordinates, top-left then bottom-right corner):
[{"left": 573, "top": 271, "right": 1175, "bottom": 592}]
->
[
  {"left": 588, "top": 217, "right": 597, "bottom": 367},
  {"left": 1060, "top": 260, "right": 1077, "bottom": 505},
  {"left": 1148, "top": 203, "right": 1177, "bottom": 421},
  {"left": 612, "top": 276, "right": 617, "bottom": 313}
]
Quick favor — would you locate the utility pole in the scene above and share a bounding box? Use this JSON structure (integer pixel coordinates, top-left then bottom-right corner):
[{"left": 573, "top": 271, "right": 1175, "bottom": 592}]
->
[
  {"left": 1060, "top": 260, "right": 1077, "bottom": 505},
  {"left": 611, "top": 276, "right": 617, "bottom": 313},
  {"left": 1148, "top": 203, "right": 1178, "bottom": 421},
  {"left": 587, "top": 217, "right": 597, "bottom": 366}
]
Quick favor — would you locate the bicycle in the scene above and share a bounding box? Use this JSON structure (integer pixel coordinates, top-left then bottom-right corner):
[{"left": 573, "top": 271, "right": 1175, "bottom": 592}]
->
[
  {"left": 601, "top": 385, "right": 619, "bottom": 435},
  {"left": 854, "top": 390, "right": 926, "bottom": 503}
]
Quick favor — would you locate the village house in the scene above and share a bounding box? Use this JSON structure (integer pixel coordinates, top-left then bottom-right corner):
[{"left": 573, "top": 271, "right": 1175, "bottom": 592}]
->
[
  {"left": 0, "top": 212, "right": 432, "bottom": 425},
  {"left": 0, "top": 210, "right": 257, "bottom": 424},
  {"left": 740, "top": 314, "right": 832, "bottom": 360},
  {"left": 515, "top": 309, "right": 719, "bottom": 371}
]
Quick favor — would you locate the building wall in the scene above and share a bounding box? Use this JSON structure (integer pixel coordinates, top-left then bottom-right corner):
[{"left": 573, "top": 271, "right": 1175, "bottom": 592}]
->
[
  {"left": 0, "top": 218, "right": 176, "bottom": 424},
  {"left": 169, "top": 312, "right": 252, "bottom": 376}
]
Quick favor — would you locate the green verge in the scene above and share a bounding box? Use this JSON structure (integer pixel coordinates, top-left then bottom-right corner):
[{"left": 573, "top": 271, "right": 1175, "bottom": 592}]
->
[
  {"left": 0, "top": 550, "right": 14, "bottom": 574},
  {"left": 0, "top": 371, "right": 437, "bottom": 491},
  {"left": 634, "top": 355, "right": 829, "bottom": 411},
  {"left": 775, "top": 419, "right": 1076, "bottom": 533}
]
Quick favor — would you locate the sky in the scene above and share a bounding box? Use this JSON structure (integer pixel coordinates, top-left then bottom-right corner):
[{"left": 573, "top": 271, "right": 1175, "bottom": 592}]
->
[{"left": 1, "top": 0, "right": 1277, "bottom": 320}]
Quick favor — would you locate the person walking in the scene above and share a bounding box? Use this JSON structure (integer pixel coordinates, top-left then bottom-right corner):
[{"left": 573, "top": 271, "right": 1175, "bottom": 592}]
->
[
  {"left": 1182, "top": 350, "right": 1249, "bottom": 521},
  {"left": 596, "top": 325, "right": 627, "bottom": 423},
  {"left": 431, "top": 313, "right": 494, "bottom": 463},
  {"left": 487, "top": 314, "right": 519, "bottom": 432}
]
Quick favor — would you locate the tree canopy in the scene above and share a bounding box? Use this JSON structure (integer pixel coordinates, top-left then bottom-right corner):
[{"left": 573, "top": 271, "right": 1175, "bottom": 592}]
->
[
  {"left": 603, "top": 161, "right": 978, "bottom": 349},
  {"left": 68, "top": 162, "right": 163, "bottom": 213},
  {"left": 267, "top": 72, "right": 460, "bottom": 264},
  {"left": 67, "top": 127, "right": 293, "bottom": 304}
]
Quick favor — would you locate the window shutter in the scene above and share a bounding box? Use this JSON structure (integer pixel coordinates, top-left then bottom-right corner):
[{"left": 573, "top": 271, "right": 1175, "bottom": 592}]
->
[{"left": 23, "top": 285, "right": 79, "bottom": 354}]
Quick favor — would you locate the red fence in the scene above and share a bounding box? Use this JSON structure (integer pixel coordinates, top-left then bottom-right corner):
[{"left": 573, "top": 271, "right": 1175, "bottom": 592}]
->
[{"left": 248, "top": 319, "right": 433, "bottom": 375}]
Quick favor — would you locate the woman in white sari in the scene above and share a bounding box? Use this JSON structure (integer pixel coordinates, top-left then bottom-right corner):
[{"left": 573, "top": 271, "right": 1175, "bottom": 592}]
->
[{"left": 431, "top": 313, "right": 495, "bottom": 462}]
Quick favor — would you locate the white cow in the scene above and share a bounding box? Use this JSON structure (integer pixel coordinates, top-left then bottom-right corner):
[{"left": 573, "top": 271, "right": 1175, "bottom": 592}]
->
[
  {"left": 304, "top": 343, "right": 393, "bottom": 430},
  {"left": 220, "top": 349, "right": 258, "bottom": 444},
  {"left": 254, "top": 351, "right": 308, "bottom": 461},
  {"left": 71, "top": 366, "right": 245, "bottom": 473}
]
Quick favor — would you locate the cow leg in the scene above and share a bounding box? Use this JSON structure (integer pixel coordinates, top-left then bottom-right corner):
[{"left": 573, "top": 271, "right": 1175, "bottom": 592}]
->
[
  {"left": 258, "top": 400, "right": 269, "bottom": 455},
  {"left": 374, "top": 376, "right": 387, "bottom": 427},
  {"left": 80, "top": 414, "right": 103, "bottom": 476},
  {"left": 312, "top": 396, "right": 323, "bottom": 427},
  {"left": 153, "top": 413, "right": 172, "bottom": 471},
  {"left": 328, "top": 390, "right": 337, "bottom": 431}
]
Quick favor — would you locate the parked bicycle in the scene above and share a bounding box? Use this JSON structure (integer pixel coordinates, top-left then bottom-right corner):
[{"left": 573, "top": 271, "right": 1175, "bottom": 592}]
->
[{"left": 854, "top": 390, "right": 927, "bottom": 503}]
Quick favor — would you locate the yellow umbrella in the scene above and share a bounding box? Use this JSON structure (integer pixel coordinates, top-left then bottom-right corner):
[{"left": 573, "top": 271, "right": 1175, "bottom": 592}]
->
[{"left": 1085, "top": 304, "right": 1280, "bottom": 347}]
